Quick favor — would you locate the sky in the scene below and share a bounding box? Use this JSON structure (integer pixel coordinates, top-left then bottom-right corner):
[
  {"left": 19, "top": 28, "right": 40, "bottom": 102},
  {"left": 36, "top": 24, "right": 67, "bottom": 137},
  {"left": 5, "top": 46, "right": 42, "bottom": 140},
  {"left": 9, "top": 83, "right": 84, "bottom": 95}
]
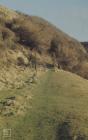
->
[{"left": 0, "top": 0, "right": 88, "bottom": 41}]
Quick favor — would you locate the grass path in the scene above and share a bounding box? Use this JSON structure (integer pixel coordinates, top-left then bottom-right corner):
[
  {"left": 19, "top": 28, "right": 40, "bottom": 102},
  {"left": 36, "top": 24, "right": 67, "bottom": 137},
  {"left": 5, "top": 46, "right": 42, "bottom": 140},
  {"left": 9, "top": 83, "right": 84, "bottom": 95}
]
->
[
  {"left": 0, "top": 70, "right": 88, "bottom": 139},
  {"left": 13, "top": 71, "right": 59, "bottom": 140}
]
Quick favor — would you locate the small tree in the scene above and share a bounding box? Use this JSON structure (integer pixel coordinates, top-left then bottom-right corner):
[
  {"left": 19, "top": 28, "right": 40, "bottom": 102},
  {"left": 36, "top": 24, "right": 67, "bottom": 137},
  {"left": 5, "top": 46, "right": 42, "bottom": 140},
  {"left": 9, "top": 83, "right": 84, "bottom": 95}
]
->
[{"left": 50, "top": 38, "right": 59, "bottom": 69}]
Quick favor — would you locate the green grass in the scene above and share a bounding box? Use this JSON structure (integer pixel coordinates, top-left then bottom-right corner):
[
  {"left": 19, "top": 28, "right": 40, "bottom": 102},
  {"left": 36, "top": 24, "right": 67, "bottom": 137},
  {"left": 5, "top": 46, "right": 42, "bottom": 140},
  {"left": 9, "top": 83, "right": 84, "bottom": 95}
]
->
[{"left": 0, "top": 70, "right": 88, "bottom": 139}]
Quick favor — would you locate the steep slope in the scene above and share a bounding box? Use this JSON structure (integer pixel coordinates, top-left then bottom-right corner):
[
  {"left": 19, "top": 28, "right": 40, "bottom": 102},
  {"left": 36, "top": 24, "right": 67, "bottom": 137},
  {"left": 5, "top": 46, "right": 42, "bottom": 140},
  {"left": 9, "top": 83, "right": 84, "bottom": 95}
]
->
[
  {"left": 0, "top": 5, "right": 88, "bottom": 83},
  {"left": 0, "top": 70, "right": 88, "bottom": 139}
]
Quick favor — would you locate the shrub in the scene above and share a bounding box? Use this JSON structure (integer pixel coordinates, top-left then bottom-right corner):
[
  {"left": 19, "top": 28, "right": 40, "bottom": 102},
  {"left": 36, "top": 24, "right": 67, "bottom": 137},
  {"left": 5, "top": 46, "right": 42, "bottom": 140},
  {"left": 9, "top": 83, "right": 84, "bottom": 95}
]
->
[
  {"left": 17, "top": 56, "right": 29, "bottom": 66},
  {"left": 2, "top": 28, "right": 15, "bottom": 40}
]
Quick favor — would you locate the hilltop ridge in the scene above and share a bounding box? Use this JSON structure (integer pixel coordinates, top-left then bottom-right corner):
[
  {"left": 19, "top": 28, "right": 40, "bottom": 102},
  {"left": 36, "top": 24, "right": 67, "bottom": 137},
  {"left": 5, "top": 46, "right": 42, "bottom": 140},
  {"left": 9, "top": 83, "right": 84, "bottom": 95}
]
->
[{"left": 0, "top": 5, "right": 18, "bottom": 20}]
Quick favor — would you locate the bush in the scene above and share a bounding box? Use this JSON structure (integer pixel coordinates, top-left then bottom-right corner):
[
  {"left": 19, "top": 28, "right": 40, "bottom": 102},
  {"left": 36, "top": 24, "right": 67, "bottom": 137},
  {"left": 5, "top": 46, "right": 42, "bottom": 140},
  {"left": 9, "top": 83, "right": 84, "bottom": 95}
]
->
[
  {"left": 1, "top": 28, "right": 15, "bottom": 41},
  {"left": 17, "top": 56, "right": 29, "bottom": 66}
]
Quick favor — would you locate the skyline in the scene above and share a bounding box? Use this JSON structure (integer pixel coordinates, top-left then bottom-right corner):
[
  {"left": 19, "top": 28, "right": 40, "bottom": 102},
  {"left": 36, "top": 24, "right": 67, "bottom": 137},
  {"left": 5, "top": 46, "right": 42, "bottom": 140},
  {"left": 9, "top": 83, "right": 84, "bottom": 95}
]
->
[{"left": 0, "top": 0, "right": 88, "bottom": 41}]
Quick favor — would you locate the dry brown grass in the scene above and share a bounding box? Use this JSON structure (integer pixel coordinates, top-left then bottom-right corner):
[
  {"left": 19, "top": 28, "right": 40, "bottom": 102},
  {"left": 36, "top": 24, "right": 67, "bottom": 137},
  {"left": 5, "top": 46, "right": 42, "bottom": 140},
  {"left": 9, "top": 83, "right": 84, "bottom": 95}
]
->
[{"left": 0, "top": 5, "right": 88, "bottom": 80}]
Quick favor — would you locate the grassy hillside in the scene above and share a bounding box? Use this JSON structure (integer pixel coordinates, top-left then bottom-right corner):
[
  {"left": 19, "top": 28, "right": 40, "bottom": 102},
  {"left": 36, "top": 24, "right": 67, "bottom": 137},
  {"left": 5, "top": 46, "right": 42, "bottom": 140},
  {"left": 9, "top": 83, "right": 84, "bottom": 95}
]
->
[
  {"left": 0, "top": 5, "right": 88, "bottom": 81},
  {"left": 0, "top": 70, "right": 88, "bottom": 139},
  {"left": 0, "top": 5, "right": 88, "bottom": 140},
  {"left": 0, "top": 5, "right": 18, "bottom": 20}
]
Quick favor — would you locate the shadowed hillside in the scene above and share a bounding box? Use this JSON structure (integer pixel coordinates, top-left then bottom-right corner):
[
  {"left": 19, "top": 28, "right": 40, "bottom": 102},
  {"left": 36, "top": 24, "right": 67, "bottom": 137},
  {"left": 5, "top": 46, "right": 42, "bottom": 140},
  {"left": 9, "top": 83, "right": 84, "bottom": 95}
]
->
[{"left": 81, "top": 42, "right": 88, "bottom": 52}]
